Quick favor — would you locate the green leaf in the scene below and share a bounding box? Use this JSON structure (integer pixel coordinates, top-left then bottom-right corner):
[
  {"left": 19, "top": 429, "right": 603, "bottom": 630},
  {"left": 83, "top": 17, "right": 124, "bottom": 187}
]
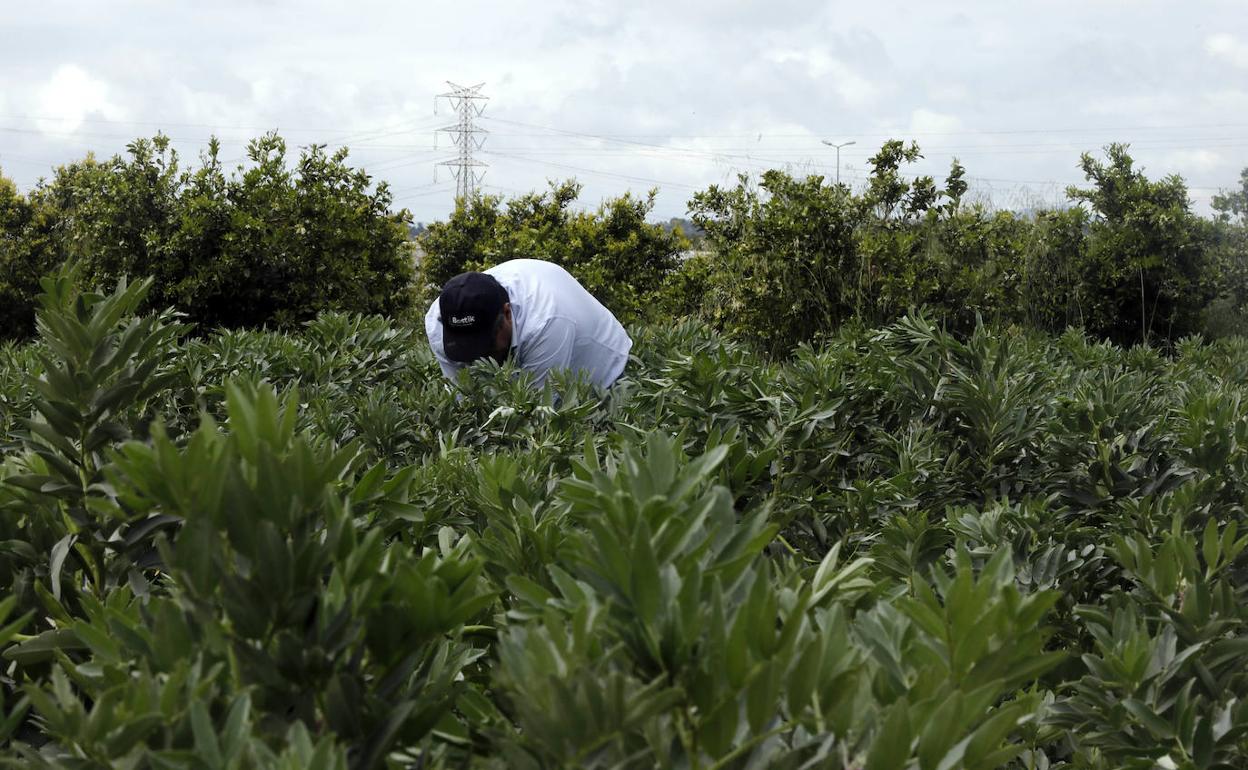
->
[
  {"left": 4, "top": 628, "right": 87, "bottom": 665},
  {"left": 1121, "top": 698, "right": 1176, "bottom": 740},
  {"left": 746, "top": 661, "right": 781, "bottom": 734},
  {"left": 867, "top": 700, "right": 913, "bottom": 770},
  {"left": 962, "top": 701, "right": 1030, "bottom": 767},
  {"left": 49, "top": 533, "right": 78, "bottom": 602},
  {"left": 221, "top": 693, "right": 252, "bottom": 761},
  {"left": 190, "top": 700, "right": 223, "bottom": 767},
  {"left": 918, "top": 692, "right": 963, "bottom": 770}
]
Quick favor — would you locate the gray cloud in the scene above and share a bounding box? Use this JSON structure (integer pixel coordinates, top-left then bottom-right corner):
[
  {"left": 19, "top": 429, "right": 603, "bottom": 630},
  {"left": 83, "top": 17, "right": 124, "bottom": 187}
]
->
[{"left": 0, "top": 0, "right": 1244, "bottom": 220}]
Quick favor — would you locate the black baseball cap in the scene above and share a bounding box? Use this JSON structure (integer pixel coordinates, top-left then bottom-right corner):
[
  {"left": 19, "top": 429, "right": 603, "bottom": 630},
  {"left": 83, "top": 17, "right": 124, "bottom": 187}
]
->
[{"left": 438, "top": 272, "right": 509, "bottom": 363}]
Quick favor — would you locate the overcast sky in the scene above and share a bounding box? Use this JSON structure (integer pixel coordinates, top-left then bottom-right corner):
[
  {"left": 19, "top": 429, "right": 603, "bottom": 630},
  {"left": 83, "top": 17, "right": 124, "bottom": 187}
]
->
[{"left": 2, "top": 0, "right": 1246, "bottom": 223}]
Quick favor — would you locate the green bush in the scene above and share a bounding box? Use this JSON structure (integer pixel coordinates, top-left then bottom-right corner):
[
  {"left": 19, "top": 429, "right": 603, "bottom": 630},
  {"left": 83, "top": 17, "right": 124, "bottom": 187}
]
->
[
  {"left": 3, "top": 268, "right": 1248, "bottom": 766},
  {"left": 685, "top": 150, "right": 1004, "bottom": 354},
  {"left": 417, "top": 180, "right": 688, "bottom": 324},
  {"left": 1206, "top": 180, "right": 1248, "bottom": 338},
  {"left": 0, "top": 134, "right": 415, "bottom": 340},
  {"left": 1018, "top": 207, "right": 1090, "bottom": 334},
  {"left": 1066, "top": 143, "right": 1217, "bottom": 345},
  {"left": 688, "top": 170, "right": 859, "bottom": 356},
  {"left": 0, "top": 174, "right": 62, "bottom": 342},
  {"left": 682, "top": 143, "right": 1244, "bottom": 353}
]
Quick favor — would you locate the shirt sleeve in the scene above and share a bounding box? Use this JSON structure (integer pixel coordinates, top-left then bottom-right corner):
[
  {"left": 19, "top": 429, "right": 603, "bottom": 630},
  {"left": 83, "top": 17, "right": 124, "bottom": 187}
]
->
[
  {"left": 437, "top": 358, "right": 464, "bottom": 381},
  {"left": 519, "top": 315, "right": 576, "bottom": 389}
]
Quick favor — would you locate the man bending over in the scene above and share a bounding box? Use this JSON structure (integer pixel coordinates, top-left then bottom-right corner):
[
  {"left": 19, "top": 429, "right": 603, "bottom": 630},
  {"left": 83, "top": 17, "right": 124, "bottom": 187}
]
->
[{"left": 424, "top": 258, "right": 632, "bottom": 390}]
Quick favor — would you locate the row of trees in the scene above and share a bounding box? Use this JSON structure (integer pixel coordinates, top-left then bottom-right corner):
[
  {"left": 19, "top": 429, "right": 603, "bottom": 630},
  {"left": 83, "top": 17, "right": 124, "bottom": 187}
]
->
[
  {"left": 2, "top": 133, "right": 1247, "bottom": 352},
  {"left": 0, "top": 134, "right": 413, "bottom": 340},
  {"left": 420, "top": 142, "right": 1248, "bottom": 353},
  {"left": 679, "top": 142, "right": 1239, "bottom": 353}
]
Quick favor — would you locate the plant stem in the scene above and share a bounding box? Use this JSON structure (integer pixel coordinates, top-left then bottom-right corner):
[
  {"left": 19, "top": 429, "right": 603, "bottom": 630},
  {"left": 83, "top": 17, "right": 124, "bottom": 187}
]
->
[{"left": 706, "top": 721, "right": 795, "bottom": 770}]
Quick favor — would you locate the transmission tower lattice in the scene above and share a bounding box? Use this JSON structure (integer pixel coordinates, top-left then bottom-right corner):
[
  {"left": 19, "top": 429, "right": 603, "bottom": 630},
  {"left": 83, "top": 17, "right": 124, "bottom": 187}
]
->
[{"left": 436, "top": 81, "right": 488, "bottom": 202}]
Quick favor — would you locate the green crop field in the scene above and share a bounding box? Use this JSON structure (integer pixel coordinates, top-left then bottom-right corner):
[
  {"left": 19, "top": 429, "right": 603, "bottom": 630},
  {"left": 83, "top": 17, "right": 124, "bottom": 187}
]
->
[{"left": 1, "top": 270, "right": 1247, "bottom": 769}]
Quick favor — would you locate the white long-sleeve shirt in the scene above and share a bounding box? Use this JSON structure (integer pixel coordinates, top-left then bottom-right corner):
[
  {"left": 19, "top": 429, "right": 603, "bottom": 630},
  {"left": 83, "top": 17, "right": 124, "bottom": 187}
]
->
[{"left": 424, "top": 259, "right": 633, "bottom": 390}]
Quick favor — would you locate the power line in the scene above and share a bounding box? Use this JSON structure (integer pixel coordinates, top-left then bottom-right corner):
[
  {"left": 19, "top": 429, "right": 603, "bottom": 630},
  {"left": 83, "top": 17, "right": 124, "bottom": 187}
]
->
[
  {"left": 0, "top": 113, "right": 439, "bottom": 134},
  {"left": 0, "top": 117, "right": 443, "bottom": 156},
  {"left": 479, "top": 118, "right": 797, "bottom": 177},
  {"left": 391, "top": 183, "right": 457, "bottom": 204},
  {"left": 485, "top": 150, "right": 701, "bottom": 190},
  {"left": 8, "top": 111, "right": 1246, "bottom": 138},
  {"left": 479, "top": 124, "right": 1246, "bottom": 176},
  {"left": 6, "top": 106, "right": 1240, "bottom": 207},
  {"left": 473, "top": 118, "right": 1246, "bottom": 197},
  {"left": 387, "top": 178, "right": 453, "bottom": 195},
  {"left": 482, "top": 182, "right": 532, "bottom": 196},
  {"left": 320, "top": 117, "right": 444, "bottom": 151},
  {"left": 477, "top": 116, "right": 1248, "bottom": 175},
  {"left": 443, "top": 137, "right": 1248, "bottom": 154},
  {"left": 481, "top": 119, "right": 1248, "bottom": 139},
  {"left": 363, "top": 148, "right": 445, "bottom": 172}
]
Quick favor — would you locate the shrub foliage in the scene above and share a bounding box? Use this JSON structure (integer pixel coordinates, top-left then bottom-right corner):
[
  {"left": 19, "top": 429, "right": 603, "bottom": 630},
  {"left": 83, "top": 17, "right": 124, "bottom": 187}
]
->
[
  {"left": 685, "top": 143, "right": 1242, "bottom": 352},
  {"left": 418, "top": 180, "right": 688, "bottom": 324},
  {"left": 5, "top": 138, "right": 1248, "bottom": 349},
  {"left": 2, "top": 267, "right": 1248, "bottom": 767},
  {"left": 0, "top": 134, "right": 414, "bottom": 340}
]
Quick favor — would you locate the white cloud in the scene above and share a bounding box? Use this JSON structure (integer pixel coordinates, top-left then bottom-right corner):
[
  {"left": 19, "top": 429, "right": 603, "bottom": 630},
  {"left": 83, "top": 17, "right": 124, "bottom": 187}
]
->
[
  {"left": 1082, "top": 92, "right": 1187, "bottom": 117},
  {"left": 34, "top": 64, "right": 125, "bottom": 134},
  {"left": 1206, "top": 33, "right": 1248, "bottom": 68},
  {"left": 764, "top": 48, "right": 877, "bottom": 107},
  {"left": 1162, "top": 148, "right": 1223, "bottom": 174},
  {"left": 909, "top": 108, "right": 962, "bottom": 135},
  {"left": 1202, "top": 88, "right": 1248, "bottom": 112},
  {"left": 1, "top": 2, "right": 1244, "bottom": 218},
  {"left": 927, "top": 83, "right": 972, "bottom": 104}
]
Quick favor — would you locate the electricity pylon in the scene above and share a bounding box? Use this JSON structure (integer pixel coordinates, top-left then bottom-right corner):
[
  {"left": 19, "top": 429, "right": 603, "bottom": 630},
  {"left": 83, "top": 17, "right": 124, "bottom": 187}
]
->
[{"left": 436, "top": 82, "right": 488, "bottom": 202}]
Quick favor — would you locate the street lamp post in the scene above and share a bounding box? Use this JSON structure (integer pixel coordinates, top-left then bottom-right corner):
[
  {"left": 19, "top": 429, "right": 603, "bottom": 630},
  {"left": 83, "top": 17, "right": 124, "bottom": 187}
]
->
[{"left": 821, "top": 140, "right": 856, "bottom": 186}]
